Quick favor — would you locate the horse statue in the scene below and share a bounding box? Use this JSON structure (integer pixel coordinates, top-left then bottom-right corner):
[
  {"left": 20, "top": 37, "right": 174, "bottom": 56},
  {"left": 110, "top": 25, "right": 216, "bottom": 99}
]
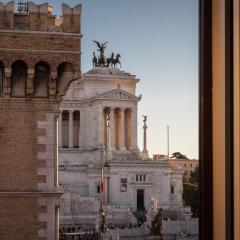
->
[
  {"left": 106, "top": 52, "right": 114, "bottom": 67},
  {"left": 111, "top": 53, "right": 121, "bottom": 68},
  {"left": 92, "top": 51, "right": 98, "bottom": 67}
]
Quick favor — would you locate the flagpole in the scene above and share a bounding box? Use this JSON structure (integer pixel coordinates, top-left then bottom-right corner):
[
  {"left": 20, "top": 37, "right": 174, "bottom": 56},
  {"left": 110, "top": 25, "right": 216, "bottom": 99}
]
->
[
  {"left": 99, "top": 144, "right": 106, "bottom": 234},
  {"left": 167, "top": 125, "right": 170, "bottom": 159},
  {"left": 100, "top": 144, "right": 104, "bottom": 209}
]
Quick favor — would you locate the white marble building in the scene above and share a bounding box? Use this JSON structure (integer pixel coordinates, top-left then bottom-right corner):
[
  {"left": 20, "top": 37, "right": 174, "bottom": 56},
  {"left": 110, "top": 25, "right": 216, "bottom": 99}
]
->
[{"left": 58, "top": 67, "right": 184, "bottom": 226}]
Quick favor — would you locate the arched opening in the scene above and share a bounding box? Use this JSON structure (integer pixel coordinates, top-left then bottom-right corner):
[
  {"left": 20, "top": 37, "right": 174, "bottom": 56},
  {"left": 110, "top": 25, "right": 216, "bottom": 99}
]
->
[
  {"left": 11, "top": 60, "right": 27, "bottom": 97},
  {"left": 33, "top": 61, "right": 50, "bottom": 97},
  {"left": 0, "top": 61, "right": 4, "bottom": 97},
  {"left": 57, "top": 62, "right": 75, "bottom": 96}
]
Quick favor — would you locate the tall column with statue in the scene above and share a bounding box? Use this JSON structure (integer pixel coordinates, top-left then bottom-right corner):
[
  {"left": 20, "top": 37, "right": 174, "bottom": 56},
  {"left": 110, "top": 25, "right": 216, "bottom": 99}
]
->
[{"left": 142, "top": 115, "right": 149, "bottom": 159}]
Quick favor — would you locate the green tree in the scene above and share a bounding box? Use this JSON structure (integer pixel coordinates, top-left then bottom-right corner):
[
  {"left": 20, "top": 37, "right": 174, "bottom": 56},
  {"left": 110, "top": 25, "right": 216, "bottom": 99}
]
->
[
  {"left": 170, "top": 152, "right": 188, "bottom": 159},
  {"left": 183, "top": 167, "right": 199, "bottom": 218}
]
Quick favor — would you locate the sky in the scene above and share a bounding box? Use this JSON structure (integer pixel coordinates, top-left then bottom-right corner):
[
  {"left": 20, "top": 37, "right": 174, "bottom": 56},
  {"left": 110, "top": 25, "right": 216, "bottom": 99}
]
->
[{"left": 4, "top": 0, "right": 199, "bottom": 159}]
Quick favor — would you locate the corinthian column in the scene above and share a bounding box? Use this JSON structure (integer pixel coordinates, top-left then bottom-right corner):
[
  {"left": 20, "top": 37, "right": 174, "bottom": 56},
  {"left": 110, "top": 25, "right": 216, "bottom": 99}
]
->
[
  {"left": 119, "top": 107, "right": 126, "bottom": 151},
  {"left": 131, "top": 106, "right": 138, "bottom": 151},
  {"left": 69, "top": 110, "right": 74, "bottom": 148},
  {"left": 58, "top": 110, "right": 63, "bottom": 148},
  {"left": 109, "top": 107, "right": 115, "bottom": 151},
  {"left": 142, "top": 115, "right": 149, "bottom": 159},
  {"left": 97, "top": 106, "right": 104, "bottom": 145}
]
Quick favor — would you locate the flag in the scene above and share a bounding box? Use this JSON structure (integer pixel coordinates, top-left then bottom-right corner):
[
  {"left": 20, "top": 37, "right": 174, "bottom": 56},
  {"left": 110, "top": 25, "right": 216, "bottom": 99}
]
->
[{"left": 100, "top": 168, "right": 104, "bottom": 193}]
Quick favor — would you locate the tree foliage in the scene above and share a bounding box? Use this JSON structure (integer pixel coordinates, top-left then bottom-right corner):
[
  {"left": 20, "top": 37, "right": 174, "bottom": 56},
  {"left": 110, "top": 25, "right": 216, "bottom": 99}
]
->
[
  {"left": 183, "top": 167, "right": 199, "bottom": 218},
  {"left": 170, "top": 152, "right": 188, "bottom": 159}
]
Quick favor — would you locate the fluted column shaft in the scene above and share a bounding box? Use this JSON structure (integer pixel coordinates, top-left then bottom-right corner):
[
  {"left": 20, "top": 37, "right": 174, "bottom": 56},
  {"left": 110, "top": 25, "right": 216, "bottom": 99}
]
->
[
  {"left": 69, "top": 110, "right": 74, "bottom": 148},
  {"left": 97, "top": 106, "right": 104, "bottom": 145},
  {"left": 119, "top": 108, "right": 126, "bottom": 151},
  {"left": 131, "top": 106, "right": 138, "bottom": 150},
  {"left": 58, "top": 111, "right": 63, "bottom": 148},
  {"left": 109, "top": 107, "right": 115, "bottom": 151}
]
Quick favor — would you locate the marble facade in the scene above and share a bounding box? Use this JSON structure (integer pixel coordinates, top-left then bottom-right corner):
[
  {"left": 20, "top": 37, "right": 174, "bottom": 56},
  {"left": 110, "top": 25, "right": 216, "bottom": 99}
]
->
[{"left": 58, "top": 67, "right": 184, "bottom": 226}]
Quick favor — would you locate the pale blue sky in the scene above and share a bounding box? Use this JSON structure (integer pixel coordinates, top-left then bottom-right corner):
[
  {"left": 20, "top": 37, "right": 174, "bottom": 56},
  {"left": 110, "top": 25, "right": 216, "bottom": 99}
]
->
[{"left": 6, "top": 0, "right": 199, "bottom": 159}]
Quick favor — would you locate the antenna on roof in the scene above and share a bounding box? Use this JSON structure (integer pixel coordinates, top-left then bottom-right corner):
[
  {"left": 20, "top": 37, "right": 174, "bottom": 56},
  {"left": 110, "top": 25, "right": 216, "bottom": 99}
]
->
[{"left": 167, "top": 125, "right": 170, "bottom": 159}]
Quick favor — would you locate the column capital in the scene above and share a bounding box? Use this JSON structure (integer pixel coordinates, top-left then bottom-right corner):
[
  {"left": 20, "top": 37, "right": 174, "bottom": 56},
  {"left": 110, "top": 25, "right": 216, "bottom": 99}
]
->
[
  {"left": 126, "top": 107, "right": 133, "bottom": 113},
  {"left": 119, "top": 107, "right": 126, "bottom": 112},
  {"left": 51, "top": 71, "right": 57, "bottom": 79},
  {"left": 27, "top": 68, "right": 34, "bottom": 73},
  {"left": 69, "top": 109, "right": 74, "bottom": 113},
  {"left": 5, "top": 68, "right": 11, "bottom": 77}
]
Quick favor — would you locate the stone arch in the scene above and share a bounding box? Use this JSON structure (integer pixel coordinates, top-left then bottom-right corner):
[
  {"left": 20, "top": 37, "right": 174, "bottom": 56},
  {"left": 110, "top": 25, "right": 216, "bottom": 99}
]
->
[
  {"left": 57, "top": 62, "right": 75, "bottom": 96},
  {"left": 0, "top": 61, "right": 4, "bottom": 97},
  {"left": 33, "top": 61, "right": 50, "bottom": 97},
  {"left": 11, "top": 60, "right": 28, "bottom": 97}
]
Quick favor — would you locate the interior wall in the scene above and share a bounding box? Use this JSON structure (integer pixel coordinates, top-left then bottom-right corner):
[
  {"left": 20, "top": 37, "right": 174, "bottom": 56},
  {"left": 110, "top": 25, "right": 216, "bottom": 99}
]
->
[
  {"left": 233, "top": 0, "right": 240, "bottom": 239},
  {"left": 212, "top": 0, "right": 226, "bottom": 239}
]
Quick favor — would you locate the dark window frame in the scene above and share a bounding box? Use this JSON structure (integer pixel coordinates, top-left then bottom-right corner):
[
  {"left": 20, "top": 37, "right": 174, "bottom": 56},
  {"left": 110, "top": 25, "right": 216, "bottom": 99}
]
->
[
  {"left": 199, "top": 0, "right": 213, "bottom": 239},
  {"left": 225, "top": 0, "right": 234, "bottom": 239}
]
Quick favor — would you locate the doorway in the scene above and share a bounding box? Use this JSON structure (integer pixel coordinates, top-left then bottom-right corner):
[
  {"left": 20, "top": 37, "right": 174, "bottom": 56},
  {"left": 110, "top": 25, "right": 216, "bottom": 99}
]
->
[{"left": 137, "top": 189, "right": 145, "bottom": 211}]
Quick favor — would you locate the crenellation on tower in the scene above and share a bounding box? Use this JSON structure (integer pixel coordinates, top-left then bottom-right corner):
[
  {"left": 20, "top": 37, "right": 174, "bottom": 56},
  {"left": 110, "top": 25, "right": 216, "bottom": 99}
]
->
[
  {"left": 0, "top": 1, "right": 14, "bottom": 30},
  {"left": 0, "top": 1, "right": 81, "bottom": 33},
  {"left": 62, "top": 3, "right": 81, "bottom": 33}
]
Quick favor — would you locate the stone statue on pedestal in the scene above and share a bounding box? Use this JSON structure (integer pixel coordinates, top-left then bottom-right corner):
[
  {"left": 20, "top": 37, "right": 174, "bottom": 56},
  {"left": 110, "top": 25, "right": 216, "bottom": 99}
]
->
[
  {"left": 92, "top": 41, "right": 121, "bottom": 68},
  {"left": 142, "top": 115, "right": 149, "bottom": 159}
]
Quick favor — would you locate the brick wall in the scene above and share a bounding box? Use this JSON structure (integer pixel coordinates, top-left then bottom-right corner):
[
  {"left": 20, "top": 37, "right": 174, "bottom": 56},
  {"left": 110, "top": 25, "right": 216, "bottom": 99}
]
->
[
  {"left": 0, "top": 32, "right": 81, "bottom": 72},
  {"left": 0, "top": 197, "right": 45, "bottom": 240},
  {"left": 0, "top": 1, "right": 81, "bottom": 239}
]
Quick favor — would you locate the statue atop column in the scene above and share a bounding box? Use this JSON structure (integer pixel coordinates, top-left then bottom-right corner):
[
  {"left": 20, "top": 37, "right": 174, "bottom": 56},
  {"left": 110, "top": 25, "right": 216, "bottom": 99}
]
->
[
  {"left": 92, "top": 41, "right": 121, "bottom": 68},
  {"left": 142, "top": 115, "right": 149, "bottom": 159}
]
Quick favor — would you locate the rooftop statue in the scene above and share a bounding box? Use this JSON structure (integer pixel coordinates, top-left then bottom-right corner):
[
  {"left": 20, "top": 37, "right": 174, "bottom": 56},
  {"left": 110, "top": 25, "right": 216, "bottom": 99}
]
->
[
  {"left": 92, "top": 40, "right": 121, "bottom": 68},
  {"left": 142, "top": 115, "right": 148, "bottom": 124}
]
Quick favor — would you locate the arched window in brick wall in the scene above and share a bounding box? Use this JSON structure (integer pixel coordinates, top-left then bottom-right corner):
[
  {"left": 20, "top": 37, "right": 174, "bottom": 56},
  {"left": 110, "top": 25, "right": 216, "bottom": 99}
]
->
[
  {"left": 33, "top": 61, "right": 50, "bottom": 97},
  {"left": 11, "top": 60, "right": 27, "bottom": 97},
  {"left": 57, "top": 62, "right": 75, "bottom": 96},
  {"left": 0, "top": 62, "right": 4, "bottom": 97}
]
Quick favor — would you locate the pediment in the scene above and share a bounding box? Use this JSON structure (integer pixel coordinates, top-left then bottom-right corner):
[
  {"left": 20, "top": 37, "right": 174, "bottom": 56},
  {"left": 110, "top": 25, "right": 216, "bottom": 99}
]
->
[{"left": 93, "top": 89, "right": 140, "bottom": 101}]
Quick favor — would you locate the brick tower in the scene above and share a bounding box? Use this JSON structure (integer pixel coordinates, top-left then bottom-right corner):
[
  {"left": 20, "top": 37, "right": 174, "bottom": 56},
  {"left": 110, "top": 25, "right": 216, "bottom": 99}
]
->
[{"left": 0, "top": 1, "right": 81, "bottom": 239}]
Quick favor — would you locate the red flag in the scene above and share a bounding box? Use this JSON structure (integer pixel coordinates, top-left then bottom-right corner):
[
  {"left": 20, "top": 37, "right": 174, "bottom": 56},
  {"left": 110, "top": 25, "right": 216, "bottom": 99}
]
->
[{"left": 101, "top": 168, "right": 104, "bottom": 193}]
